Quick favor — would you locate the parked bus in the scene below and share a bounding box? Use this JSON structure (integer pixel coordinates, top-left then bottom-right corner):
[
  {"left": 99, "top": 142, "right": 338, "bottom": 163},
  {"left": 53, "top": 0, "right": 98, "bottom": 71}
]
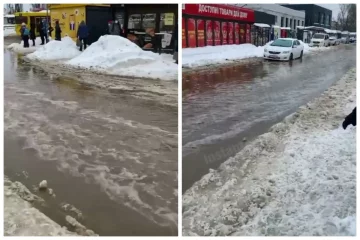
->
[{"left": 14, "top": 11, "right": 50, "bottom": 36}]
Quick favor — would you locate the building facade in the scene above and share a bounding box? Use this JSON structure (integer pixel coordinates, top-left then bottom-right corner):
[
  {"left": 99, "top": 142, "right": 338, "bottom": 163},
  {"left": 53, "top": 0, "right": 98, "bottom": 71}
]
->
[
  {"left": 245, "top": 4, "right": 305, "bottom": 30},
  {"left": 182, "top": 4, "right": 255, "bottom": 48},
  {"left": 281, "top": 4, "right": 332, "bottom": 29}
]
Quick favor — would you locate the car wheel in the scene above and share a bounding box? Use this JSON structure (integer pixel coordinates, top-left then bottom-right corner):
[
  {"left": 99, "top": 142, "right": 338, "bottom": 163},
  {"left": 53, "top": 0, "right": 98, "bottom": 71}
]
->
[
  {"left": 300, "top": 51, "right": 303, "bottom": 59},
  {"left": 289, "top": 53, "right": 293, "bottom": 61}
]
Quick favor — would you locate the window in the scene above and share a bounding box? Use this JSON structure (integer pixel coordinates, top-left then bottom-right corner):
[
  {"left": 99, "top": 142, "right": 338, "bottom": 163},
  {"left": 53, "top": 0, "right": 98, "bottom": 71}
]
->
[
  {"left": 298, "top": 20, "right": 300, "bottom": 26},
  {"left": 281, "top": 17, "right": 284, "bottom": 27},
  {"left": 290, "top": 19, "right": 292, "bottom": 28},
  {"left": 296, "top": 40, "right": 300, "bottom": 45},
  {"left": 294, "top": 20, "right": 296, "bottom": 29},
  {"left": 318, "top": 12, "right": 321, "bottom": 24},
  {"left": 286, "top": 18, "right": 288, "bottom": 27},
  {"left": 302, "top": 21, "right": 304, "bottom": 26},
  {"left": 160, "top": 13, "right": 175, "bottom": 31},
  {"left": 15, "top": 16, "right": 27, "bottom": 24},
  {"left": 142, "top": 13, "right": 156, "bottom": 29},
  {"left": 128, "top": 14, "right": 141, "bottom": 29}
]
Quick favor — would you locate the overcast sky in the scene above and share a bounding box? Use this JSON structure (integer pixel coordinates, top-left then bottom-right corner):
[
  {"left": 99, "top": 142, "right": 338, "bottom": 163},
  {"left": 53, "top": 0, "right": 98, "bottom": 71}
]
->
[{"left": 320, "top": 4, "right": 340, "bottom": 20}]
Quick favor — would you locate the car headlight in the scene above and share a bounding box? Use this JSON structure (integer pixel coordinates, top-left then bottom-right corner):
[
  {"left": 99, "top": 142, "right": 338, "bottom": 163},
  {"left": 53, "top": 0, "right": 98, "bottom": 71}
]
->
[
  {"left": 282, "top": 51, "right": 290, "bottom": 54},
  {"left": 264, "top": 49, "right": 268, "bottom": 52}
]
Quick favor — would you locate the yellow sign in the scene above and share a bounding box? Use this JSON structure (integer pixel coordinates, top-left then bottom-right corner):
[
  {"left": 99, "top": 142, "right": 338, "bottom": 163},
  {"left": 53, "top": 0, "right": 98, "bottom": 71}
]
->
[{"left": 164, "top": 13, "right": 174, "bottom": 26}]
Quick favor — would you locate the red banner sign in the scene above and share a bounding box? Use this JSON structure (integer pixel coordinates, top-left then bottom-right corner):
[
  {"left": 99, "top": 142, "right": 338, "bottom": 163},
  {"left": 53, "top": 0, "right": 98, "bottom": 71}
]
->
[
  {"left": 214, "top": 21, "right": 221, "bottom": 45},
  {"left": 221, "top": 22, "right": 227, "bottom": 45},
  {"left": 187, "top": 18, "right": 196, "bottom": 48},
  {"left": 182, "top": 18, "right": 186, "bottom": 48},
  {"left": 206, "top": 20, "right": 213, "bottom": 46},
  {"left": 197, "top": 19, "right": 205, "bottom": 47},
  {"left": 183, "top": 4, "right": 255, "bottom": 22},
  {"left": 228, "top": 22, "right": 234, "bottom": 44},
  {"left": 235, "top": 22, "right": 239, "bottom": 44}
]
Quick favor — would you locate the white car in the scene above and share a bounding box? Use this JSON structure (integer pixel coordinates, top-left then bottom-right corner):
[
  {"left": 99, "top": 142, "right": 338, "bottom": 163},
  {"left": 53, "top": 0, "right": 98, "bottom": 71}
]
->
[
  {"left": 310, "top": 33, "right": 330, "bottom": 47},
  {"left": 329, "top": 36, "right": 340, "bottom": 45},
  {"left": 263, "top": 38, "right": 304, "bottom": 61}
]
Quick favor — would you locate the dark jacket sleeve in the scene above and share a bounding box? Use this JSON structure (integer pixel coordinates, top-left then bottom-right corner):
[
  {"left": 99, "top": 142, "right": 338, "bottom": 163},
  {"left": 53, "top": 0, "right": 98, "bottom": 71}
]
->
[{"left": 343, "top": 107, "right": 356, "bottom": 129}]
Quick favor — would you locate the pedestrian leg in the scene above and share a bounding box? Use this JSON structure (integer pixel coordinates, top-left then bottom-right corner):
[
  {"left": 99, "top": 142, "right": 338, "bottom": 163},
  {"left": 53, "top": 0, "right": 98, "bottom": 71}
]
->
[
  {"left": 83, "top": 38, "right": 87, "bottom": 50},
  {"left": 79, "top": 38, "right": 83, "bottom": 51},
  {"left": 32, "top": 39, "right": 35, "bottom": 46},
  {"left": 40, "top": 34, "right": 45, "bottom": 45}
]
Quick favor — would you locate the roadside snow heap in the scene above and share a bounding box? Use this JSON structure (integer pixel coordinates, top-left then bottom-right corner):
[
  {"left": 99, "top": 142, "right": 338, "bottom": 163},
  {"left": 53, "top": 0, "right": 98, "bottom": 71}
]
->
[
  {"left": 183, "top": 41, "right": 334, "bottom": 69},
  {"left": 66, "top": 35, "right": 177, "bottom": 80},
  {"left": 27, "top": 37, "right": 80, "bottom": 61},
  {"left": 7, "top": 37, "right": 45, "bottom": 54},
  {"left": 183, "top": 68, "right": 356, "bottom": 236},
  {"left": 182, "top": 44, "right": 265, "bottom": 68},
  {"left": 4, "top": 28, "right": 16, "bottom": 37}
]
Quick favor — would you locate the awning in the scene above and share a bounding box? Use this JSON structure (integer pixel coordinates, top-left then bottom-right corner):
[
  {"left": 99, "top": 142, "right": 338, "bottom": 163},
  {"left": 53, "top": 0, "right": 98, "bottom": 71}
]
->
[
  {"left": 281, "top": 27, "right": 291, "bottom": 30},
  {"left": 254, "top": 23, "right": 270, "bottom": 28}
]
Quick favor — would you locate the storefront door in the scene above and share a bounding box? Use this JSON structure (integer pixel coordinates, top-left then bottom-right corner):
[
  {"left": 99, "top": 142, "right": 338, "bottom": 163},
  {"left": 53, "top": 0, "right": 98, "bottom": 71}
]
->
[
  {"left": 206, "top": 20, "right": 213, "bottom": 46},
  {"left": 197, "top": 19, "right": 205, "bottom": 47}
]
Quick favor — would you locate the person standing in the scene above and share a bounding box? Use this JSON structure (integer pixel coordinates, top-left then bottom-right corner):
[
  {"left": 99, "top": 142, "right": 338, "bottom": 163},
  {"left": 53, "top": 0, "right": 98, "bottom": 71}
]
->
[
  {"left": 42, "top": 19, "right": 49, "bottom": 43},
  {"left": 22, "top": 25, "right": 30, "bottom": 48},
  {"left": 77, "top": 20, "right": 89, "bottom": 51},
  {"left": 30, "top": 24, "right": 36, "bottom": 46},
  {"left": 55, "top": 21, "right": 62, "bottom": 41},
  {"left": 38, "top": 20, "right": 45, "bottom": 45},
  {"left": 20, "top": 22, "right": 26, "bottom": 39}
]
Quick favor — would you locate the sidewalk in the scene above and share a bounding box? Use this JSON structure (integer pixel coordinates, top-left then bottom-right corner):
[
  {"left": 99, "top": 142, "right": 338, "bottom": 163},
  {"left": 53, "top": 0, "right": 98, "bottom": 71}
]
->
[{"left": 183, "top": 68, "right": 356, "bottom": 236}]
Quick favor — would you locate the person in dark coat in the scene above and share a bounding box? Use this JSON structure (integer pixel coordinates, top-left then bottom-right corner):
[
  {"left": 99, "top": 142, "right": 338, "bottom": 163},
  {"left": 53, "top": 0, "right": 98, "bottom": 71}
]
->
[
  {"left": 30, "top": 24, "right": 36, "bottom": 46},
  {"left": 48, "top": 23, "right": 54, "bottom": 40},
  {"left": 55, "top": 21, "right": 62, "bottom": 41},
  {"left": 42, "top": 19, "right": 49, "bottom": 43},
  {"left": 38, "top": 21, "right": 45, "bottom": 45},
  {"left": 77, "top": 20, "right": 89, "bottom": 51},
  {"left": 342, "top": 107, "right": 356, "bottom": 129}
]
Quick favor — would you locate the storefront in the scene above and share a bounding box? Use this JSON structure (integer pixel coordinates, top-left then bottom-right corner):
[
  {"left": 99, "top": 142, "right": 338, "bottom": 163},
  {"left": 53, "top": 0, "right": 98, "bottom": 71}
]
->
[
  {"left": 110, "top": 4, "right": 177, "bottom": 53},
  {"left": 182, "top": 4, "right": 255, "bottom": 48}
]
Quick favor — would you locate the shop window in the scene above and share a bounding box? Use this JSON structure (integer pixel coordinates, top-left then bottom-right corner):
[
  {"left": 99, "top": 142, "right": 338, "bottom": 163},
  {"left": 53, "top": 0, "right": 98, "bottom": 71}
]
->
[
  {"left": 302, "top": 21, "right": 304, "bottom": 26},
  {"left": 160, "top": 13, "right": 175, "bottom": 31},
  {"left": 290, "top": 19, "right": 292, "bottom": 29},
  {"left": 281, "top": 17, "right": 284, "bottom": 27},
  {"left": 298, "top": 20, "right": 300, "bottom": 26},
  {"left": 142, "top": 13, "right": 156, "bottom": 29},
  {"left": 286, "top": 18, "right": 288, "bottom": 27},
  {"left": 128, "top": 14, "right": 141, "bottom": 29}
]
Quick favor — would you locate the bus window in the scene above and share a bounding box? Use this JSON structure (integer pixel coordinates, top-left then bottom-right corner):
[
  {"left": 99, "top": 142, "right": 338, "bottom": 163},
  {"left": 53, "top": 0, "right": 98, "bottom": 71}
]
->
[{"left": 15, "top": 16, "right": 28, "bottom": 24}]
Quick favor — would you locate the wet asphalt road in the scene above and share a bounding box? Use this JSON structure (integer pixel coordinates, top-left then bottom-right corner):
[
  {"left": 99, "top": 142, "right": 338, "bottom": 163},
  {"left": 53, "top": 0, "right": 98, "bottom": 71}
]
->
[
  {"left": 4, "top": 48, "right": 178, "bottom": 236},
  {"left": 182, "top": 44, "right": 356, "bottom": 193}
]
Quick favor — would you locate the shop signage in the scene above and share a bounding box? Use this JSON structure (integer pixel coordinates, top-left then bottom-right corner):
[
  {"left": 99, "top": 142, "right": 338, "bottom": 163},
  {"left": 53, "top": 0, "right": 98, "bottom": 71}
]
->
[
  {"left": 164, "top": 13, "right": 174, "bottom": 25},
  {"left": 183, "top": 4, "right": 254, "bottom": 22}
]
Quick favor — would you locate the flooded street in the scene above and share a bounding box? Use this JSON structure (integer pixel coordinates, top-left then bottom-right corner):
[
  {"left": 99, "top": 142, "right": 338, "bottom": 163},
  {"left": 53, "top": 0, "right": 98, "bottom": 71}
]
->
[
  {"left": 182, "top": 44, "right": 356, "bottom": 192},
  {"left": 4, "top": 49, "right": 178, "bottom": 236}
]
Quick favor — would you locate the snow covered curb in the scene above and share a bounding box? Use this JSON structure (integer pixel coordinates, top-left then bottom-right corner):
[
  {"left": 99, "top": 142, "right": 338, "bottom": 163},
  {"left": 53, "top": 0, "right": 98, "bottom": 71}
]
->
[
  {"left": 4, "top": 177, "right": 97, "bottom": 236},
  {"left": 182, "top": 41, "right": 336, "bottom": 69},
  {"left": 7, "top": 37, "right": 51, "bottom": 54},
  {"left": 4, "top": 177, "right": 76, "bottom": 236},
  {"left": 183, "top": 68, "right": 356, "bottom": 236}
]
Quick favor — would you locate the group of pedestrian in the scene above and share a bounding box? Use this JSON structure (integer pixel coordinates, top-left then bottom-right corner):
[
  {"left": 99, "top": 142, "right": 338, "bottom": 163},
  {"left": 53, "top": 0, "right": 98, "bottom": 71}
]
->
[{"left": 20, "top": 19, "right": 62, "bottom": 48}]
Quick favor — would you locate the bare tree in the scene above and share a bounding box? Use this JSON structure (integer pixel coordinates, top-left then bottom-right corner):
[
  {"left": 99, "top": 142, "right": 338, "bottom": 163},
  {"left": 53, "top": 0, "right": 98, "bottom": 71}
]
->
[{"left": 337, "top": 4, "right": 356, "bottom": 31}]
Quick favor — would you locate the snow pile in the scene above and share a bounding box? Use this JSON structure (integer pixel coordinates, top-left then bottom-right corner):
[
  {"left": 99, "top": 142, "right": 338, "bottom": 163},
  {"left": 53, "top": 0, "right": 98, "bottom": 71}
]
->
[
  {"left": 27, "top": 37, "right": 80, "bottom": 61},
  {"left": 66, "top": 35, "right": 177, "bottom": 80},
  {"left": 7, "top": 37, "right": 49, "bottom": 54},
  {"left": 4, "top": 28, "right": 16, "bottom": 37},
  {"left": 183, "top": 68, "right": 356, "bottom": 236},
  {"left": 182, "top": 44, "right": 265, "bottom": 68},
  {"left": 4, "top": 177, "right": 77, "bottom": 236}
]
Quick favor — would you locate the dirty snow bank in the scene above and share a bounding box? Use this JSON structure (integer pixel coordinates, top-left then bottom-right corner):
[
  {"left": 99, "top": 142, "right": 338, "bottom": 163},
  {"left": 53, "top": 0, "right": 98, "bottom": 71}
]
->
[
  {"left": 183, "top": 68, "right": 356, "bottom": 236},
  {"left": 182, "top": 44, "right": 265, "bottom": 68},
  {"left": 66, "top": 35, "right": 177, "bottom": 80},
  {"left": 7, "top": 37, "right": 51, "bottom": 54},
  {"left": 182, "top": 41, "right": 332, "bottom": 68},
  {"left": 4, "top": 177, "right": 76, "bottom": 236},
  {"left": 27, "top": 37, "right": 80, "bottom": 61}
]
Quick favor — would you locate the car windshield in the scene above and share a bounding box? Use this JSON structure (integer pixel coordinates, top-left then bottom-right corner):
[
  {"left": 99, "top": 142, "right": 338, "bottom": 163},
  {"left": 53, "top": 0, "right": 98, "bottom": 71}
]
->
[
  {"left": 312, "top": 34, "right": 325, "bottom": 39},
  {"left": 270, "top": 39, "right": 293, "bottom": 47}
]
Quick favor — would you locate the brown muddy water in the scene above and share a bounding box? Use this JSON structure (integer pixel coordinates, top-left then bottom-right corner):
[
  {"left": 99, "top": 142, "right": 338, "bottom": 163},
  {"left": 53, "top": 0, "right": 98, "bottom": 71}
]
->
[{"left": 4, "top": 48, "right": 178, "bottom": 236}]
